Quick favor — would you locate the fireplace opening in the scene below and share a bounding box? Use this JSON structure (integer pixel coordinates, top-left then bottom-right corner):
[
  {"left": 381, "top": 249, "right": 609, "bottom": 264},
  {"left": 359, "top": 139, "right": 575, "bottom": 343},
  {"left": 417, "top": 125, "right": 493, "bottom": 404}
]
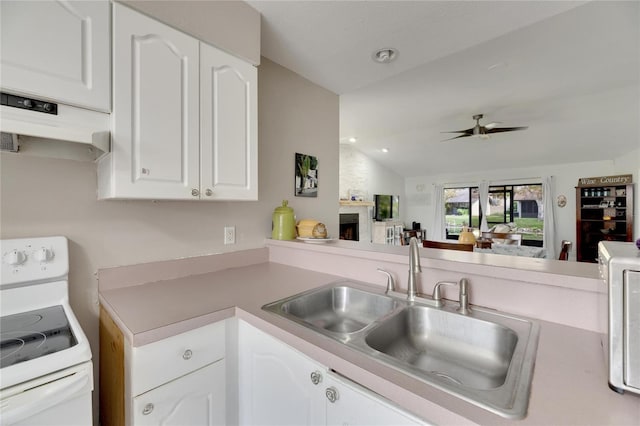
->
[{"left": 340, "top": 213, "right": 359, "bottom": 241}]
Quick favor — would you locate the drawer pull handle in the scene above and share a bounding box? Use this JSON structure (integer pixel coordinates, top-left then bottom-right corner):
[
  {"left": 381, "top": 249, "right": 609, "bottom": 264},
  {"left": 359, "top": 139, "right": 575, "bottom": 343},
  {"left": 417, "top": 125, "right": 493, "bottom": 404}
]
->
[
  {"left": 142, "top": 403, "right": 154, "bottom": 415},
  {"left": 183, "top": 349, "right": 193, "bottom": 360},
  {"left": 325, "top": 387, "right": 339, "bottom": 403},
  {"left": 310, "top": 371, "right": 322, "bottom": 385}
]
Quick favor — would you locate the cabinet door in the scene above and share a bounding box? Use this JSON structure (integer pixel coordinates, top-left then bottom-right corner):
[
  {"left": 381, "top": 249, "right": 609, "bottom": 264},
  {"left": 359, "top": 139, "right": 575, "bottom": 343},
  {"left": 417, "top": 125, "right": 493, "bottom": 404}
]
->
[
  {"left": 132, "top": 360, "right": 225, "bottom": 425},
  {"left": 111, "top": 3, "right": 199, "bottom": 200},
  {"left": 238, "top": 321, "right": 325, "bottom": 425},
  {"left": 0, "top": 0, "right": 110, "bottom": 112},
  {"left": 324, "top": 373, "right": 426, "bottom": 426},
  {"left": 200, "top": 42, "right": 258, "bottom": 200}
]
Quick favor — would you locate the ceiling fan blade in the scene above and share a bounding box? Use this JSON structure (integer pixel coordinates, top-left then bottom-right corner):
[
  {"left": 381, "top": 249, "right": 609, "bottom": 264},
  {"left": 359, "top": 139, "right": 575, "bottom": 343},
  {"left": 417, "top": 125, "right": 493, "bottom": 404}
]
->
[
  {"left": 441, "top": 127, "right": 474, "bottom": 134},
  {"left": 485, "top": 126, "right": 528, "bottom": 134},
  {"left": 441, "top": 134, "right": 472, "bottom": 141}
]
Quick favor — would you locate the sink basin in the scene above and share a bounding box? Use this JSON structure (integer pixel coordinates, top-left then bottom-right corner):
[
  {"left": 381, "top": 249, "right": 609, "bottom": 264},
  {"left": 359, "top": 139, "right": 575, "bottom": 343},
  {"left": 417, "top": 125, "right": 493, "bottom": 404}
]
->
[
  {"left": 264, "top": 284, "right": 398, "bottom": 334},
  {"left": 365, "top": 306, "right": 518, "bottom": 390},
  {"left": 262, "top": 281, "right": 540, "bottom": 419}
]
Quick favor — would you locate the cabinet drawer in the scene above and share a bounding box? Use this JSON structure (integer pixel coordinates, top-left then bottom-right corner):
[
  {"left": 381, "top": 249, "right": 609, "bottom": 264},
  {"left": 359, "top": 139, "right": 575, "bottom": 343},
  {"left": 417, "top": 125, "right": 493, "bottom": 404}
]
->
[
  {"left": 132, "top": 359, "right": 225, "bottom": 425},
  {"left": 130, "top": 320, "right": 225, "bottom": 396}
]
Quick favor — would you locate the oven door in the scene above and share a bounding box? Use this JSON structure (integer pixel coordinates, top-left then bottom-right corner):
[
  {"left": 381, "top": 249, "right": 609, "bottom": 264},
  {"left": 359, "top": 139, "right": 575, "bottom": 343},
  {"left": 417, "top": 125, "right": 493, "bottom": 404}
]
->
[{"left": 0, "top": 361, "right": 93, "bottom": 425}]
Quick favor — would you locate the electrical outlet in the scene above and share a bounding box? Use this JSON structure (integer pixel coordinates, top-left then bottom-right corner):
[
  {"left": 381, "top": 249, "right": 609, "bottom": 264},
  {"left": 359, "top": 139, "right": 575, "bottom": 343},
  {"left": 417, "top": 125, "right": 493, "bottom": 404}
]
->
[{"left": 224, "top": 226, "right": 235, "bottom": 244}]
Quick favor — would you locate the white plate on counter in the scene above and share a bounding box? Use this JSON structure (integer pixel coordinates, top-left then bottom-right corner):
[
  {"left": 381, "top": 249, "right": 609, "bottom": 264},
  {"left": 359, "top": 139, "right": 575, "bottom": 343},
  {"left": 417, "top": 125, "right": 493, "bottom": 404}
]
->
[{"left": 296, "top": 237, "right": 336, "bottom": 244}]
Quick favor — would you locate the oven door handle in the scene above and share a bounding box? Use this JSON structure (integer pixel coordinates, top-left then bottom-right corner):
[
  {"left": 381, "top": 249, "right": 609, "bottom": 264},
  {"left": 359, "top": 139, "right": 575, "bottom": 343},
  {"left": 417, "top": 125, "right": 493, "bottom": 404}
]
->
[{"left": 1, "top": 366, "right": 91, "bottom": 424}]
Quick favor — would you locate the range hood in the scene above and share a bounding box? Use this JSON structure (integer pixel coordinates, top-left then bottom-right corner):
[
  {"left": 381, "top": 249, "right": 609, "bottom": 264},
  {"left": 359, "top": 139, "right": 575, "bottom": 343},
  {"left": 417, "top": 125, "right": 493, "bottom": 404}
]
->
[{"left": 0, "top": 92, "right": 110, "bottom": 156}]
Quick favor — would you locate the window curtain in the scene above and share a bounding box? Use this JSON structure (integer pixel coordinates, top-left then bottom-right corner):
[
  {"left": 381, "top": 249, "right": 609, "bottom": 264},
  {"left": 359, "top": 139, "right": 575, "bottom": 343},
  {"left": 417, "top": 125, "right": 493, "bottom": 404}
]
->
[
  {"left": 431, "top": 184, "right": 445, "bottom": 240},
  {"left": 542, "top": 176, "right": 557, "bottom": 259},
  {"left": 478, "top": 181, "right": 490, "bottom": 232}
]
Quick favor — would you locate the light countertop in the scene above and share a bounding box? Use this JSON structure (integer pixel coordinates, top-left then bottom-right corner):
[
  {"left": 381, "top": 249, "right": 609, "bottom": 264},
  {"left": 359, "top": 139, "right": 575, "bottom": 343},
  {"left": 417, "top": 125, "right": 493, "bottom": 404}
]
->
[{"left": 99, "top": 260, "right": 640, "bottom": 425}]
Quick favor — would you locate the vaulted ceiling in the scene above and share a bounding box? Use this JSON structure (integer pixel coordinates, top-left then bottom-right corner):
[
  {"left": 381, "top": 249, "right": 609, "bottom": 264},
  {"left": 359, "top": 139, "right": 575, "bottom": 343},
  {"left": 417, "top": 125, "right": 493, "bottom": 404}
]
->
[{"left": 249, "top": 1, "right": 639, "bottom": 177}]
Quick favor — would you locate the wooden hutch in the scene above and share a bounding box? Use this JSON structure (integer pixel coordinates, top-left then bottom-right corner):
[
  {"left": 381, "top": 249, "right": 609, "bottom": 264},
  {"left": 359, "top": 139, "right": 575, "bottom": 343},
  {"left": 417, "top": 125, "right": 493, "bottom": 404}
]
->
[{"left": 576, "top": 174, "right": 634, "bottom": 262}]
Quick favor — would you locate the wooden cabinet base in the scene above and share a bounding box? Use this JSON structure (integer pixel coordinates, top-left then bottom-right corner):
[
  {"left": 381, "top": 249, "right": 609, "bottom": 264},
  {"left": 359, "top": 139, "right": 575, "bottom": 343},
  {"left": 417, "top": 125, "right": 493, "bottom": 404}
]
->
[{"left": 100, "top": 306, "right": 125, "bottom": 426}]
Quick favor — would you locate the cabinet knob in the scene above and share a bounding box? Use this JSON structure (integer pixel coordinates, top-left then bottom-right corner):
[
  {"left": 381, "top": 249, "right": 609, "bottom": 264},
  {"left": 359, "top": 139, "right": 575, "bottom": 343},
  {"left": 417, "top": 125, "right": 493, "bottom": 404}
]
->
[
  {"left": 142, "top": 403, "right": 154, "bottom": 415},
  {"left": 325, "top": 387, "right": 339, "bottom": 403},
  {"left": 141, "top": 168, "right": 149, "bottom": 175},
  {"left": 191, "top": 189, "right": 200, "bottom": 197},
  {"left": 310, "top": 371, "right": 323, "bottom": 385},
  {"left": 182, "top": 349, "right": 193, "bottom": 360},
  {"left": 205, "top": 188, "right": 213, "bottom": 197}
]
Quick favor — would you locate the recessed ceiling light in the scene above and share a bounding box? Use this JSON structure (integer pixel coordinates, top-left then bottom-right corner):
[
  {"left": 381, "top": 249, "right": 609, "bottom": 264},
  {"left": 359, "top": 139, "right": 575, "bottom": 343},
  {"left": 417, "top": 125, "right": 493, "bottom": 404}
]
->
[
  {"left": 348, "top": 137, "right": 357, "bottom": 143},
  {"left": 372, "top": 48, "right": 398, "bottom": 64},
  {"left": 381, "top": 148, "right": 389, "bottom": 153}
]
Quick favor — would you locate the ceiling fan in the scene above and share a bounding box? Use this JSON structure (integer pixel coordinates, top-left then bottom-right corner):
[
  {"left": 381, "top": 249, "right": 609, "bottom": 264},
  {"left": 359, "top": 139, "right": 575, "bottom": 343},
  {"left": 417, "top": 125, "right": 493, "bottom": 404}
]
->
[{"left": 442, "top": 114, "right": 528, "bottom": 141}]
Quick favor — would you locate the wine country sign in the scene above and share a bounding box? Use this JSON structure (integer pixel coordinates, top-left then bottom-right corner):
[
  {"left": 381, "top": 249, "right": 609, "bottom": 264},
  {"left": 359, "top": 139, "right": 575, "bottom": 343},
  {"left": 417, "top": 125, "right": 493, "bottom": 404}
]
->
[{"left": 577, "top": 174, "right": 633, "bottom": 187}]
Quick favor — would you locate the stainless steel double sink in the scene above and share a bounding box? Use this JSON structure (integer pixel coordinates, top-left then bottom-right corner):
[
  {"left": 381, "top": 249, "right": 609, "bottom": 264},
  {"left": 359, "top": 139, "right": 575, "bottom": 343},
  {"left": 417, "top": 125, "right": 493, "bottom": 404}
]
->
[{"left": 262, "top": 281, "right": 540, "bottom": 419}]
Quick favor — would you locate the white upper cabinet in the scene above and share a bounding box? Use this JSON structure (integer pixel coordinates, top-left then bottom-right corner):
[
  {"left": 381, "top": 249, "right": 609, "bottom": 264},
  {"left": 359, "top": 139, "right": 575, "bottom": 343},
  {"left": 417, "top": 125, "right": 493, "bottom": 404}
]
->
[
  {"left": 200, "top": 43, "right": 257, "bottom": 200},
  {"left": 99, "top": 3, "right": 257, "bottom": 200},
  {"left": 103, "top": 2, "right": 199, "bottom": 200},
  {"left": 0, "top": 0, "right": 110, "bottom": 112}
]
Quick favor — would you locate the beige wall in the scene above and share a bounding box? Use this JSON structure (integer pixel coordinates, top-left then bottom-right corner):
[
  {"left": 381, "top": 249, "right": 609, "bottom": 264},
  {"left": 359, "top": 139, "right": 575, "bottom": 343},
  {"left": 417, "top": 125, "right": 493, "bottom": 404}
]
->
[
  {"left": 0, "top": 57, "right": 338, "bottom": 420},
  {"left": 118, "top": 0, "right": 261, "bottom": 64}
]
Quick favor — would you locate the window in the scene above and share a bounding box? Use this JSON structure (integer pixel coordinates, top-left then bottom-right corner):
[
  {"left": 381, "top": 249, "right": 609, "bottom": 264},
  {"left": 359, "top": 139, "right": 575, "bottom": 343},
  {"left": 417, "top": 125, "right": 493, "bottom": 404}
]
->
[{"left": 444, "top": 183, "right": 543, "bottom": 246}]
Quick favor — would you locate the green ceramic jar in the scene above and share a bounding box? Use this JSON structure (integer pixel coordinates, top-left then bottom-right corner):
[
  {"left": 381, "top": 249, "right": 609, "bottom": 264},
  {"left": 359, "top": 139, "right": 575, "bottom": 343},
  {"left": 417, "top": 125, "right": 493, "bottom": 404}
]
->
[{"left": 272, "top": 200, "right": 296, "bottom": 240}]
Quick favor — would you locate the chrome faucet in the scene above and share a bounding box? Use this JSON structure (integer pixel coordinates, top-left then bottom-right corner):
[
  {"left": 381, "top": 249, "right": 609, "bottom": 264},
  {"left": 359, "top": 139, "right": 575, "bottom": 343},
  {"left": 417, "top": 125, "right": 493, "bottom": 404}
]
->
[
  {"left": 407, "top": 237, "right": 422, "bottom": 301},
  {"left": 377, "top": 268, "right": 396, "bottom": 294},
  {"left": 431, "top": 278, "right": 472, "bottom": 314},
  {"left": 432, "top": 281, "right": 457, "bottom": 307}
]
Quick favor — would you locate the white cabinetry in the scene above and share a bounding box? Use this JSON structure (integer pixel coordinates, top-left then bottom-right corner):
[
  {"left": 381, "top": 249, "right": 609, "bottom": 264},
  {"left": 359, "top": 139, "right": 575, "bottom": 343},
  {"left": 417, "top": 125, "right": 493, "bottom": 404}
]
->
[
  {"left": 0, "top": 0, "right": 110, "bottom": 112},
  {"left": 238, "top": 320, "right": 324, "bottom": 425},
  {"left": 238, "top": 321, "right": 425, "bottom": 426},
  {"left": 324, "top": 372, "right": 426, "bottom": 426},
  {"left": 373, "top": 221, "right": 404, "bottom": 245},
  {"left": 99, "top": 3, "right": 257, "bottom": 200},
  {"left": 102, "top": 2, "right": 199, "bottom": 200},
  {"left": 132, "top": 361, "right": 225, "bottom": 425},
  {"left": 128, "top": 321, "right": 226, "bottom": 425},
  {"left": 200, "top": 43, "right": 257, "bottom": 200}
]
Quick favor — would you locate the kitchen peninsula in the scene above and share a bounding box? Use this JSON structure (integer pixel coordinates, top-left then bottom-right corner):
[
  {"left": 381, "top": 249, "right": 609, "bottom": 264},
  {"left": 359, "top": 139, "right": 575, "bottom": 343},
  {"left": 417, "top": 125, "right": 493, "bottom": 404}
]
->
[{"left": 98, "top": 241, "right": 639, "bottom": 425}]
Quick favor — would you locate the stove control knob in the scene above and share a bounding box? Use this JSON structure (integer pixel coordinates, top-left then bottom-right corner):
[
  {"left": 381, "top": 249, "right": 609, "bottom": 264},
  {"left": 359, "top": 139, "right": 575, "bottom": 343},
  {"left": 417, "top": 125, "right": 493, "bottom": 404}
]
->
[
  {"left": 22, "top": 99, "right": 33, "bottom": 108},
  {"left": 34, "top": 247, "right": 54, "bottom": 263},
  {"left": 4, "top": 250, "right": 27, "bottom": 266}
]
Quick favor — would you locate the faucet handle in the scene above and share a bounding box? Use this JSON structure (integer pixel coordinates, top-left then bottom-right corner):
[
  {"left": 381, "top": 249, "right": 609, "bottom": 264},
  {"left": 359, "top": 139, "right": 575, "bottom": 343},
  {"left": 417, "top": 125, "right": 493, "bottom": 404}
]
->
[
  {"left": 432, "top": 281, "right": 458, "bottom": 305},
  {"left": 457, "top": 278, "right": 471, "bottom": 314},
  {"left": 377, "top": 268, "right": 396, "bottom": 294}
]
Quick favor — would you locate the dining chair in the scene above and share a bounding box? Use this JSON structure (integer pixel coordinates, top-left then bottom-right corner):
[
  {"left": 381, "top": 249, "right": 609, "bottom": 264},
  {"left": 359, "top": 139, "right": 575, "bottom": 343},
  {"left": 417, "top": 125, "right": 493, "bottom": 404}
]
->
[
  {"left": 481, "top": 232, "right": 522, "bottom": 246},
  {"left": 422, "top": 240, "right": 474, "bottom": 252},
  {"left": 559, "top": 240, "right": 572, "bottom": 260}
]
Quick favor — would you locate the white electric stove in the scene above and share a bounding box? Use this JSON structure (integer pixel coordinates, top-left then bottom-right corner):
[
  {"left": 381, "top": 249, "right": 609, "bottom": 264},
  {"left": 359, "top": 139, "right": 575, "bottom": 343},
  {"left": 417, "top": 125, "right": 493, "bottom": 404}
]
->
[{"left": 0, "top": 236, "right": 93, "bottom": 425}]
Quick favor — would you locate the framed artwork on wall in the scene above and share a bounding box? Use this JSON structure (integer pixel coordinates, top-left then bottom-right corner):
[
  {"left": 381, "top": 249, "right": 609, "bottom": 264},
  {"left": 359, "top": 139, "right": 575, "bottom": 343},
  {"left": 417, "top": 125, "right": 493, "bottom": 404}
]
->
[{"left": 295, "top": 153, "right": 318, "bottom": 197}]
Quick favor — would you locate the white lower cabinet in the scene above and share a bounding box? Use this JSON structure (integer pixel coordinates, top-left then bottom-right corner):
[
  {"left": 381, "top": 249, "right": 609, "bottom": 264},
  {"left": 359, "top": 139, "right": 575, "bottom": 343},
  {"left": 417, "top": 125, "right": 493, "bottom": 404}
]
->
[
  {"left": 238, "top": 320, "right": 426, "bottom": 426},
  {"left": 127, "top": 320, "right": 227, "bottom": 425},
  {"left": 132, "top": 360, "right": 225, "bottom": 425},
  {"left": 324, "top": 372, "right": 426, "bottom": 426}
]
